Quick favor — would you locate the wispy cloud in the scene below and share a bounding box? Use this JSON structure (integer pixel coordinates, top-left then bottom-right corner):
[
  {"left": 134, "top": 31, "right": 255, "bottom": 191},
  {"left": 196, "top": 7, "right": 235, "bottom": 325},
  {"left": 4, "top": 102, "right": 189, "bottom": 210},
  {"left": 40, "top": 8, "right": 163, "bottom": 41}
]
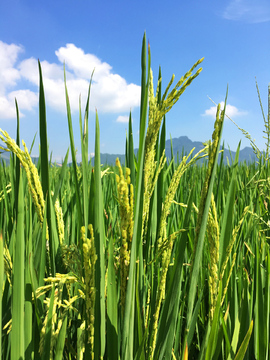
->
[
  {"left": 0, "top": 41, "right": 141, "bottom": 120},
  {"left": 223, "top": 0, "right": 270, "bottom": 23},
  {"left": 116, "top": 115, "right": 129, "bottom": 123},
  {"left": 202, "top": 101, "right": 248, "bottom": 119}
]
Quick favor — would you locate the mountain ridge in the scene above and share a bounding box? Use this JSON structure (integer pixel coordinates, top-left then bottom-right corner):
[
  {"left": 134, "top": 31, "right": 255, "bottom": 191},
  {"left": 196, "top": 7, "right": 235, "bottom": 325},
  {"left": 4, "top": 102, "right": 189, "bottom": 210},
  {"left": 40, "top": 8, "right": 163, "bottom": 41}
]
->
[{"left": 0, "top": 136, "right": 258, "bottom": 166}]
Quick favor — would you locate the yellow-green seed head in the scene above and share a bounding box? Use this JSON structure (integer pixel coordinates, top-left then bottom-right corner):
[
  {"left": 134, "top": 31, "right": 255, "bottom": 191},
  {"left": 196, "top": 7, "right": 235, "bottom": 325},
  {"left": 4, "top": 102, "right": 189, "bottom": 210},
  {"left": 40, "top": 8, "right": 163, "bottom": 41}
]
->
[
  {"left": 125, "top": 168, "right": 130, "bottom": 176},
  {"left": 115, "top": 158, "right": 120, "bottom": 167}
]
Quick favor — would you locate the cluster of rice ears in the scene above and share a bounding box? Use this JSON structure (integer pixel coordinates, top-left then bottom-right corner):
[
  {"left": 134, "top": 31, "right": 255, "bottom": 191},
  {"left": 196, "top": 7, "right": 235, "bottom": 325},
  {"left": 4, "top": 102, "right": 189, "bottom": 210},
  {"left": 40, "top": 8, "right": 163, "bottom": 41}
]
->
[{"left": 0, "top": 33, "right": 269, "bottom": 360}]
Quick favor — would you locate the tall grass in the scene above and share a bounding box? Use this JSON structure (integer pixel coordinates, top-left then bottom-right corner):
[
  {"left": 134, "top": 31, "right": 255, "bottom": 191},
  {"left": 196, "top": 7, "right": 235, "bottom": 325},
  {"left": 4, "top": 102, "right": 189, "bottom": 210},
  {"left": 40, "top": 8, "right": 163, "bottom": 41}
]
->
[{"left": 0, "top": 33, "right": 269, "bottom": 359}]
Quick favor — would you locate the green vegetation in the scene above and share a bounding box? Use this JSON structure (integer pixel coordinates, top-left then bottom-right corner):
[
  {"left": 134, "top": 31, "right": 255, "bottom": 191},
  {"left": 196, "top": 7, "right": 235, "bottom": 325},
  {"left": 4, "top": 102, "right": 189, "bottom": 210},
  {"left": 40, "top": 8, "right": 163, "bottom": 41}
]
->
[{"left": 0, "top": 33, "right": 269, "bottom": 360}]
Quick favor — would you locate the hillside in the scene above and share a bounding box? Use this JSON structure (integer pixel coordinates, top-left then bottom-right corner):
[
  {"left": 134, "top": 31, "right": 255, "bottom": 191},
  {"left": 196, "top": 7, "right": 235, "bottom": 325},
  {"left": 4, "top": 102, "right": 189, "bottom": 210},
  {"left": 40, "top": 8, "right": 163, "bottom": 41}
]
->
[
  {"left": 165, "top": 136, "right": 257, "bottom": 164},
  {"left": 93, "top": 136, "right": 257, "bottom": 166},
  {"left": 0, "top": 136, "right": 258, "bottom": 167}
]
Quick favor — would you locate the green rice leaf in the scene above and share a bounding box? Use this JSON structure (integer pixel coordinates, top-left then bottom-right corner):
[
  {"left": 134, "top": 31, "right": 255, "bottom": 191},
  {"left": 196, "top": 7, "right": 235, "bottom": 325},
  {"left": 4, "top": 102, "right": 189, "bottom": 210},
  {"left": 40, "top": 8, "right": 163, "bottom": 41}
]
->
[
  {"left": 128, "top": 111, "right": 136, "bottom": 187},
  {"left": 14, "top": 99, "right": 20, "bottom": 216},
  {"left": 234, "top": 320, "right": 253, "bottom": 360},
  {"left": 41, "top": 285, "right": 55, "bottom": 360},
  {"left": 154, "top": 187, "right": 194, "bottom": 359},
  {"left": 0, "top": 233, "right": 4, "bottom": 357},
  {"left": 38, "top": 60, "right": 50, "bottom": 200},
  {"left": 121, "top": 32, "right": 150, "bottom": 360},
  {"left": 219, "top": 142, "right": 240, "bottom": 272},
  {"left": 63, "top": 63, "right": 82, "bottom": 229},
  {"left": 107, "top": 235, "right": 118, "bottom": 360},
  {"left": 54, "top": 315, "right": 68, "bottom": 360},
  {"left": 94, "top": 111, "right": 106, "bottom": 359},
  {"left": 11, "top": 170, "right": 25, "bottom": 360},
  {"left": 205, "top": 282, "right": 222, "bottom": 360},
  {"left": 52, "top": 148, "right": 69, "bottom": 204},
  {"left": 25, "top": 195, "right": 33, "bottom": 359},
  {"left": 184, "top": 88, "right": 228, "bottom": 354}
]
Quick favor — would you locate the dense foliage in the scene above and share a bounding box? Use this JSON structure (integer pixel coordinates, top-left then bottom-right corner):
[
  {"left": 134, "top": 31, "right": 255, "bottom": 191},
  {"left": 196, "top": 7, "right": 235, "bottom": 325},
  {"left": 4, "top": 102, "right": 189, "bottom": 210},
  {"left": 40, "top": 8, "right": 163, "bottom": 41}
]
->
[{"left": 0, "top": 33, "right": 269, "bottom": 360}]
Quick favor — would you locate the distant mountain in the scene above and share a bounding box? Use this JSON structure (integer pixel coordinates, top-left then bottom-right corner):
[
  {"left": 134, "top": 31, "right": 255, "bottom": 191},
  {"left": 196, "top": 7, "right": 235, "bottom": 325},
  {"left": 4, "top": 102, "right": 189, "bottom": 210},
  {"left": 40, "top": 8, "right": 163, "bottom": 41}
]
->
[
  {"left": 0, "top": 136, "right": 258, "bottom": 167},
  {"left": 91, "top": 136, "right": 257, "bottom": 166},
  {"left": 98, "top": 153, "right": 126, "bottom": 166},
  {"left": 165, "top": 136, "right": 205, "bottom": 160},
  {"left": 164, "top": 136, "right": 257, "bottom": 164}
]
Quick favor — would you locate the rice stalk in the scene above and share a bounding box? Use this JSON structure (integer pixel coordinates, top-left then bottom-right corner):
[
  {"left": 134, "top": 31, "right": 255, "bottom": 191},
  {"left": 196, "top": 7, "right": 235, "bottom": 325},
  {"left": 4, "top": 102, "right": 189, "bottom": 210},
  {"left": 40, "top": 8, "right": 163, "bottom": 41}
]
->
[
  {"left": 149, "top": 147, "right": 206, "bottom": 358},
  {"left": 0, "top": 129, "right": 46, "bottom": 232},
  {"left": 81, "top": 224, "right": 97, "bottom": 358},
  {"left": 190, "top": 103, "right": 224, "bottom": 273},
  {"left": 37, "top": 273, "right": 80, "bottom": 358},
  {"left": 142, "top": 58, "right": 204, "bottom": 241},
  {"left": 54, "top": 197, "right": 65, "bottom": 246},
  {"left": 115, "top": 158, "right": 134, "bottom": 314},
  {"left": 219, "top": 206, "right": 249, "bottom": 306},
  {"left": 206, "top": 193, "right": 219, "bottom": 321}
]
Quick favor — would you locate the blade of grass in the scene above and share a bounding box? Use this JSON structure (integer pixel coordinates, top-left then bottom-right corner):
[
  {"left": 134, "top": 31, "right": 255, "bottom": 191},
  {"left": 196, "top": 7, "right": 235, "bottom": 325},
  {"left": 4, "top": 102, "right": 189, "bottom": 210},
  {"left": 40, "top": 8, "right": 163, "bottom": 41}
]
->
[
  {"left": 30, "top": 198, "right": 48, "bottom": 332},
  {"left": 54, "top": 315, "right": 68, "bottom": 360},
  {"left": 183, "top": 88, "right": 228, "bottom": 358},
  {"left": 38, "top": 59, "right": 55, "bottom": 276},
  {"left": 205, "top": 282, "right": 222, "bottom": 360},
  {"left": 154, "top": 187, "right": 194, "bottom": 359},
  {"left": 11, "top": 169, "right": 25, "bottom": 360},
  {"left": 107, "top": 235, "right": 118, "bottom": 360},
  {"left": 94, "top": 111, "right": 106, "bottom": 359},
  {"left": 14, "top": 99, "right": 20, "bottom": 216},
  {"left": 254, "top": 239, "right": 265, "bottom": 359},
  {"left": 227, "top": 308, "right": 241, "bottom": 360},
  {"left": 0, "top": 233, "right": 3, "bottom": 358},
  {"left": 212, "top": 305, "right": 230, "bottom": 360},
  {"left": 38, "top": 60, "right": 50, "bottom": 200},
  {"left": 52, "top": 148, "right": 69, "bottom": 204},
  {"left": 234, "top": 320, "right": 253, "bottom": 360},
  {"left": 121, "top": 33, "right": 150, "bottom": 360},
  {"left": 41, "top": 284, "right": 55, "bottom": 360},
  {"left": 63, "top": 63, "right": 82, "bottom": 230},
  {"left": 219, "top": 142, "right": 241, "bottom": 272},
  {"left": 265, "top": 248, "right": 270, "bottom": 359},
  {"left": 25, "top": 195, "right": 33, "bottom": 359},
  {"left": 128, "top": 111, "right": 136, "bottom": 187},
  {"left": 79, "top": 70, "right": 94, "bottom": 236}
]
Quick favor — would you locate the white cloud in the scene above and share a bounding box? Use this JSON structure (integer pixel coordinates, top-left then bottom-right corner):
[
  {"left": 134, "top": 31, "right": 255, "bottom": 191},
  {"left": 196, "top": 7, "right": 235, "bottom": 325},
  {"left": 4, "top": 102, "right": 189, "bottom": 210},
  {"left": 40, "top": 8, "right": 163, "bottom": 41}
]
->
[
  {"left": 0, "top": 90, "right": 38, "bottom": 119},
  {"left": 0, "top": 40, "right": 23, "bottom": 95},
  {"left": 0, "top": 41, "right": 141, "bottom": 120},
  {"left": 19, "top": 58, "right": 39, "bottom": 85},
  {"left": 223, "top": 0, "right": 270, "bottom": 23},
  {"left": 0, "top": 43, "right": 38, "bottom": 119},
  {"left": 8, "top": 90, "right": 38, "bottom": 111},
  {"left": 202, "top": 101, "right": 248, "bottom": 119},
  {"left": 116, "top": 115, "right": 129, "bottom": 123},
  {"left": 56, "top": 43, "right": 111, "bottom": 79},
  {"left": 0, "top": 96, "right": 18, "bottom": 119}
]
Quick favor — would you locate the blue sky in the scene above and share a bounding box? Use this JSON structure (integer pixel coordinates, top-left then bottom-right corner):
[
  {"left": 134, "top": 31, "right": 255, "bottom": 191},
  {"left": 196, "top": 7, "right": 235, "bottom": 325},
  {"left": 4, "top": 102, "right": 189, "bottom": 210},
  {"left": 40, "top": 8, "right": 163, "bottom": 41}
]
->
[{"left": 0, "top": 0, "right": 270, "bottom": 162}]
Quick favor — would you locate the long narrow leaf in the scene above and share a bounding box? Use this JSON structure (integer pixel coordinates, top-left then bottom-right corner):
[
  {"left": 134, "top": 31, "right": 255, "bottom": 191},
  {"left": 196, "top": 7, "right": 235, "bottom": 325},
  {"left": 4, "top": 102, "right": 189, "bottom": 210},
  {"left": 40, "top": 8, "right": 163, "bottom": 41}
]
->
[
  {"left": 184, "top": 88, "right": 228, "bottom": 356},
  {"left": 0, "top": 233, "right": 3, "bottom": 357},
  {"left": 54, "top": 315, "right": 68, "bottom": 360},
  {"left": 234, "top": 320, "right": 253, "bottom": 360},
  {"left": 94, "top": 111, "right": 106, "bottom": 359},
  {"left": 11, "top": 170, "right": 25, "bottom": 360}
]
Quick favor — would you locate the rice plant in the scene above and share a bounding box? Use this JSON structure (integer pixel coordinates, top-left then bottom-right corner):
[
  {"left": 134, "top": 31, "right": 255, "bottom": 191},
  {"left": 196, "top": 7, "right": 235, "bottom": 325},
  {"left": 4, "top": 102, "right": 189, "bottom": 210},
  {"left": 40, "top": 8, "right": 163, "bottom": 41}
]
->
[{"left": 0, "top": 33, "right": 269, "bottom": 360}]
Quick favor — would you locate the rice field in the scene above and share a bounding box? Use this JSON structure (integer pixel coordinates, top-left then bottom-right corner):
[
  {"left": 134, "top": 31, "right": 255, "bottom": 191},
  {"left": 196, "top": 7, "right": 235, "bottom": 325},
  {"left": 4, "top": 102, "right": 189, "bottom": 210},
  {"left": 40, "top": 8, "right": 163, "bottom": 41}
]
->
[{"left": 0, "top": 33, "right": 269, "bottom": 360}]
